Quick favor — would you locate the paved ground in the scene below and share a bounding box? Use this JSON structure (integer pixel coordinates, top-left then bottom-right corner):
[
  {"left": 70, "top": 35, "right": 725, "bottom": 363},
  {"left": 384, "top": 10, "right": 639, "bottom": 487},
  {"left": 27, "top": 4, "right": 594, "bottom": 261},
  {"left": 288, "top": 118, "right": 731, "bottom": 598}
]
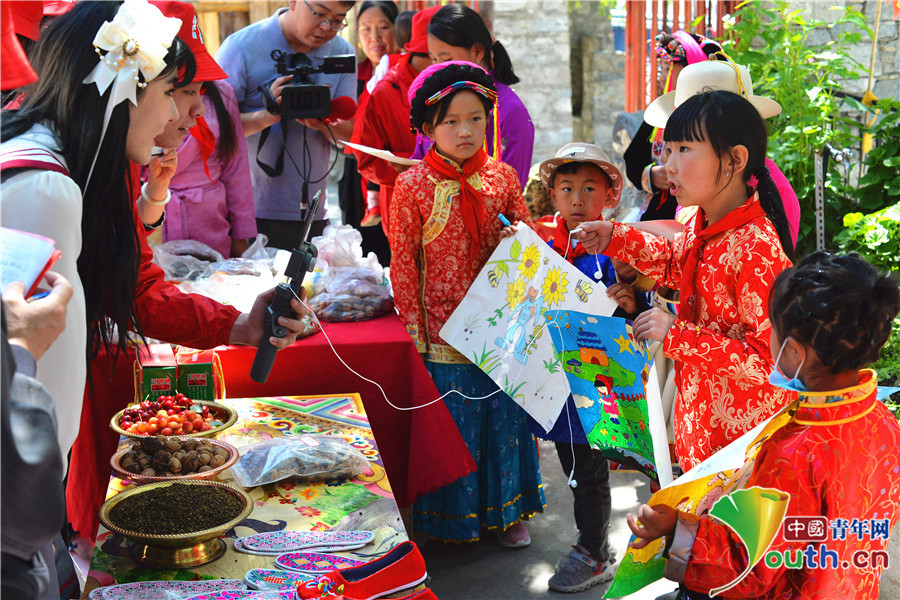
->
[{"left": 420, "top": 440, "right": 676, "bottom": 600}]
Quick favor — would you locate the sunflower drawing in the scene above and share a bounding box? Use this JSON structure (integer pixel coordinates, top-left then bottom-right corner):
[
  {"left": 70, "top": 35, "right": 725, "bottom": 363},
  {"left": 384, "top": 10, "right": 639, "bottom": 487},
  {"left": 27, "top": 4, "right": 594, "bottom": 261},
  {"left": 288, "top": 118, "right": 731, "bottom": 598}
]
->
[
  {"left": 541, "top": 267, "right": 568, "bottom": 307},
  {"left": 506, "top": 277, "right": 526, "bottom": 310},
  {"left": 517, "top": 244, "right": 541, "bottom": 280}
]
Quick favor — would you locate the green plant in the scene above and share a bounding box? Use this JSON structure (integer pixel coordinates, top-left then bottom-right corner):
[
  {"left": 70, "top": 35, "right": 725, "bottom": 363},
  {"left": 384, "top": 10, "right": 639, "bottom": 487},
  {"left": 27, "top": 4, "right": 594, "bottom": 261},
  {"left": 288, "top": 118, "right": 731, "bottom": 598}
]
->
[
  {"left": 835, "top": 201, "right": 900, "bottom": 387},
  {"left": 850, "top": 98, "right": 900, "bottom": 208},
  {"left": 722, "top": 1, "right": 878, "bottom": 256}
]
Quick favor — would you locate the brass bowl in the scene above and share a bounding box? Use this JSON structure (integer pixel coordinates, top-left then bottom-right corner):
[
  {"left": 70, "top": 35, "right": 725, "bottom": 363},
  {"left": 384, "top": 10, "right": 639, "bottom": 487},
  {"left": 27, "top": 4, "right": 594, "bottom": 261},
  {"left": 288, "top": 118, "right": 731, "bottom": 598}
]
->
[
  {"left": 109, "top": 400, "right": 238, "bottom": 441},
  {"left": 110, "top": 437, "right": 239, "bottom": 485},
  {"left": 98, "top": 480, "right": 252, "bottom": 569}
]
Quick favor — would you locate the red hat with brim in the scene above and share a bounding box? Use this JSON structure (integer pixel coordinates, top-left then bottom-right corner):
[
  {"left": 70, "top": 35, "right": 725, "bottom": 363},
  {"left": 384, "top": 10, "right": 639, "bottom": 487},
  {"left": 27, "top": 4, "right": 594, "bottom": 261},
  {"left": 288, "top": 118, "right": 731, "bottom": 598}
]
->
[
  {"left": 2, "top": 2, "right": 37, "bottom": 91},
  {"left": 9, "top": 0, "right": 42, "bottom": 40},
  {"left": 150, "top": 0, "right": 227, "bottom": 81},
  {"left": 404, "top": 5, "right": 440, "bottom": 54}
]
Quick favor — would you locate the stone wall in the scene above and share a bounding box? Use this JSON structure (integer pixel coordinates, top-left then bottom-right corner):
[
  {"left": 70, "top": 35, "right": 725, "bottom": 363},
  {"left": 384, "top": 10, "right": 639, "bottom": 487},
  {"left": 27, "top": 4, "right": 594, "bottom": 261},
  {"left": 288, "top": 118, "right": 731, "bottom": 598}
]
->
[
  {"left": 492, "top": 1, "right": 572, "bottom": 169},
  {"left": 803, "top": 0, "right": 899, "bottom": 99}
]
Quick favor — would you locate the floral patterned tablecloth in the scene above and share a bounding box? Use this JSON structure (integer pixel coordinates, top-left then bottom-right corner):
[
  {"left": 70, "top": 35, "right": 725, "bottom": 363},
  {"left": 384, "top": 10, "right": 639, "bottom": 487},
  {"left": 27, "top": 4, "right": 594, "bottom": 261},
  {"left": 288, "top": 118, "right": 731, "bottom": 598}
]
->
[{"left": 83, "top": 394, "right": 408, "bottom": 597}]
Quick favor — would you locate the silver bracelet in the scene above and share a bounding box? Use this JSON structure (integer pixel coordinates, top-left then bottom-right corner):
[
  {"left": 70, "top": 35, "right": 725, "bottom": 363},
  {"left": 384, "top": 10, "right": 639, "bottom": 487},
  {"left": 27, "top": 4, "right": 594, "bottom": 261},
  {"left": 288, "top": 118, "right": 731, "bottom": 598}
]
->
[{"left": 141, "top": 181, "right": 171, "bottom": 206}]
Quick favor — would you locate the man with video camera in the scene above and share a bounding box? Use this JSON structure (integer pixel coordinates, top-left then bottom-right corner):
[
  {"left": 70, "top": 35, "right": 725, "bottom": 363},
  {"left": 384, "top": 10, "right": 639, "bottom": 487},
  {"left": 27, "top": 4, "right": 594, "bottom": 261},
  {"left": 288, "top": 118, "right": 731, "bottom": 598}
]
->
[{"left": 217, "top": 0, "right": 357, "bottom": 250}]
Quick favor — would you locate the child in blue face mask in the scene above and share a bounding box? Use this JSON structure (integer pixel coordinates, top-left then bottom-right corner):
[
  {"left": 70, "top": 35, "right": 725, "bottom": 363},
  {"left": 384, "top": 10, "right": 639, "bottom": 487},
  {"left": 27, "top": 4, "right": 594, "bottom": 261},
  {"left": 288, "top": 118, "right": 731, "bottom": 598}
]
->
[{"left": 626, "top": 251, "right": 900, "bottom": 600}]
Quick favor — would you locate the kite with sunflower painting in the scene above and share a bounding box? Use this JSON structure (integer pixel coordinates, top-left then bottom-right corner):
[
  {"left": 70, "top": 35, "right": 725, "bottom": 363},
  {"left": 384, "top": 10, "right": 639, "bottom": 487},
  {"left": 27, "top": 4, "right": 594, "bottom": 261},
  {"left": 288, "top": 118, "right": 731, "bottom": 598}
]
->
[{"left": 441, "top": 225, "right": 619, "bottom": 432}]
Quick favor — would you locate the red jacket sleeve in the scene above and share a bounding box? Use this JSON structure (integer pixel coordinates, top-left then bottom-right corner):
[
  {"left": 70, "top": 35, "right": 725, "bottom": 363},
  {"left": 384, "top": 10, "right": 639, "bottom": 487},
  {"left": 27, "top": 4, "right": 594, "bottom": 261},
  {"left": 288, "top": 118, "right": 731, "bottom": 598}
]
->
[
  {"left": 132, "top": 202, "right": 240, "bottom": 348},
  {"left": 355, "top": 81, "right": 415, "bottom": 188}
]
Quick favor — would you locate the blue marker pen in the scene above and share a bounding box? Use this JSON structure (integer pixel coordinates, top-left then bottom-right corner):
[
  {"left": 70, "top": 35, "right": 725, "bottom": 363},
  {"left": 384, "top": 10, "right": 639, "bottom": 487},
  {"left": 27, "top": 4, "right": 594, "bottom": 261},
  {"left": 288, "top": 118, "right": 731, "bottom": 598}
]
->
[
  {"left": 29, "top": 290, "right": 51, "bottom": 301},
  {"left": 498, "top": 214, "right": 512, "bottom": 227}
]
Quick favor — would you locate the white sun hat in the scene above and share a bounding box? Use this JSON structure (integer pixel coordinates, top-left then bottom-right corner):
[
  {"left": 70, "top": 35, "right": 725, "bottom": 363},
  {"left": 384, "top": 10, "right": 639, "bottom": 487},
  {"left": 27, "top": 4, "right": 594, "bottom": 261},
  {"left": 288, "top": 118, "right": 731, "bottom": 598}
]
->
[{"left": 644, "top": 60, "right": 782, "bottom": 129}]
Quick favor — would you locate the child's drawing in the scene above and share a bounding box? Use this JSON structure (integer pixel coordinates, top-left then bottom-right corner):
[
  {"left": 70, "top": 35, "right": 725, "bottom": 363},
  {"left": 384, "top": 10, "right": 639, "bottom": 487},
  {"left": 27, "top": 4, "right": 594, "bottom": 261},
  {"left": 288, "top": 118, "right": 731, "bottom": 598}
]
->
[
  {"left": 441, "top": 225, "right": 617, "bottom": 432},
  {"left": 495, "top": 285, "right": 543, "bottom": 364},
  {"left": 542, "top": 310, "right": 670, "bottom": 484}
]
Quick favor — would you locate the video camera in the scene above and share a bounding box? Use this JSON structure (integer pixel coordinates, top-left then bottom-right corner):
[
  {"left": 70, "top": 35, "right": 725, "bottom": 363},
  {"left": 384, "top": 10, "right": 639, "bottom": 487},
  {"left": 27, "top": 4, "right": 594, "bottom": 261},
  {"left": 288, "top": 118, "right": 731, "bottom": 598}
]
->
[{"left": 263, "top": 49, "right": 355, "bottom": 120}]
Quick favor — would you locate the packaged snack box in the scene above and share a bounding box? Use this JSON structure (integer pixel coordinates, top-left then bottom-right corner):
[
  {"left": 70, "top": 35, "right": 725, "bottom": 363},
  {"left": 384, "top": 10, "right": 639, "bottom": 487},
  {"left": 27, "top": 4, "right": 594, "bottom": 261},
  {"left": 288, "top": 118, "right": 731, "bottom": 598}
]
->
[{"left": 134, "top": 343, "right": 177, "bottom": 401}]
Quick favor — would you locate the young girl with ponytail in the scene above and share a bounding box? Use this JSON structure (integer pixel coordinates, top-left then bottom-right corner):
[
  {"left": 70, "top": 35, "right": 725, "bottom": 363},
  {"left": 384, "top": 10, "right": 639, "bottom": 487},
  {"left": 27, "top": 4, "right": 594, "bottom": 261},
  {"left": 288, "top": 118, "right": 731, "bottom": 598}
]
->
[
  {"left": 576, "top": 89, "right": 795, "bottom": 472},
  {"left": 415, "top": 3, "right": 533, "bottom": 190}
]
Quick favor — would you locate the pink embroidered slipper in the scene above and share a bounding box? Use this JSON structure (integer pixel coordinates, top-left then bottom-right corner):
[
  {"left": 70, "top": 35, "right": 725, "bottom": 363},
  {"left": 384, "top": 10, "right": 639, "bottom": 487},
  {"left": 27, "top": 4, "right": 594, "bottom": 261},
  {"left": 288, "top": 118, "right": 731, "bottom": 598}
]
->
[
  {"left": 296, "top": 541, "right": 427, "bottom": 600},
  {"left": 497, "top": 521, "right": 531, "bottom": 549}
]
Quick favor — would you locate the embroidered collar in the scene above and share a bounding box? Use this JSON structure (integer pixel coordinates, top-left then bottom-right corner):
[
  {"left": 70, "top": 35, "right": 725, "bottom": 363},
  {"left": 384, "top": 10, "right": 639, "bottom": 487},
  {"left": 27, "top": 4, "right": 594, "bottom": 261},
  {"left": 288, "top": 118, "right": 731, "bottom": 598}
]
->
[{"left": 792, "top": 370, "right": 878, "bottom": 426}]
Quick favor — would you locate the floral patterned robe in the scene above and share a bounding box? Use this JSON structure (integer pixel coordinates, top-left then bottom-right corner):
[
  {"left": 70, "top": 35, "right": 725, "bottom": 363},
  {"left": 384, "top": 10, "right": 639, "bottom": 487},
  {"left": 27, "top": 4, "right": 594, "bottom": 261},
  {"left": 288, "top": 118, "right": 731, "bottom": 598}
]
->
[
  {"left": 669, "top": 370, "right": 900, "bottom": 599},
  {"left": 603, "top": 194, "right": 793, "bottom": 470},
  {"left": 390, "top": 156, "right": 531, "bottom": 359}
]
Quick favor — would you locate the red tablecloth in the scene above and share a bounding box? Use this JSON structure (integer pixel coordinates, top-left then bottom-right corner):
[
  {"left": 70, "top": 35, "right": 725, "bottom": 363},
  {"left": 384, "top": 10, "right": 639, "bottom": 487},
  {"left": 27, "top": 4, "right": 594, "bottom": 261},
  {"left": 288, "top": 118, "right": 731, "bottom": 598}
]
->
[{"left": 66, "top": 313, "right": 476, "bottom": 538}]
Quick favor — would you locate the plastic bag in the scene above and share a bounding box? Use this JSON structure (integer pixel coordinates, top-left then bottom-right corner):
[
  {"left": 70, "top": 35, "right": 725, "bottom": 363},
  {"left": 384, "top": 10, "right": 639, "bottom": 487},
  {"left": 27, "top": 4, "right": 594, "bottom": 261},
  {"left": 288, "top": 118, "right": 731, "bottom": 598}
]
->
[
  {"left": 308, "top": 291, "right": 393, "bottom": 322},
  {"left": 230, "top": 435, "right": 369, "bottom": 487},
  {"left": 306, "top": 225, "right": 392, "bottom": 322},
  {"left": 153, "top": 239, "right": 224, "bottom": 281},
  {"left": 311, "top": 224, "right": 382, "bottom": 274}
]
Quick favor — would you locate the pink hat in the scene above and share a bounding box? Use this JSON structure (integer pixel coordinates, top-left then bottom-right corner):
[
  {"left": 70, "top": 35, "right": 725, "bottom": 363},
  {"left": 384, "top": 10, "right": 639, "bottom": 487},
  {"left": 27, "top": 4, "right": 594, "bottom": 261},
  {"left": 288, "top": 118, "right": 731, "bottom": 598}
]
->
[{"left": 407, "top": 60, "right": 487, "bottom": 105}]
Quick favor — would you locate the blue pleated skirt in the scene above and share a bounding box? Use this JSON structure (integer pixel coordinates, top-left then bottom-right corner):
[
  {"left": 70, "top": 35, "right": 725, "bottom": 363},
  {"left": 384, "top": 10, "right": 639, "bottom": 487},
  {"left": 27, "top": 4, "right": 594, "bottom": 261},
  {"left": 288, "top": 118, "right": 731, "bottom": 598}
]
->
[{"left": 411, "top": 361, "right": 546, "bottom": 543}]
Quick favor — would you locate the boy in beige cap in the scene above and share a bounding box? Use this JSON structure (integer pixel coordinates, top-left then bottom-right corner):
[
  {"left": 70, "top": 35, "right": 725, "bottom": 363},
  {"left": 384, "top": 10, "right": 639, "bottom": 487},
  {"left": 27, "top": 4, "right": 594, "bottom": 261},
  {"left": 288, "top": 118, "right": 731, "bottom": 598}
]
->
[{"left": 530, "top": 143, "right": 649, "bottom": 592}]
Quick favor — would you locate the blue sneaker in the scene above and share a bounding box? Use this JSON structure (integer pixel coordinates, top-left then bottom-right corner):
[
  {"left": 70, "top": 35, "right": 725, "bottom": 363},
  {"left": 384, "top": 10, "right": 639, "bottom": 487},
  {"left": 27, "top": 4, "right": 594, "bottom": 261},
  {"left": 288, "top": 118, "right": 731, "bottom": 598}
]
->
[{"left": 548, "top": 544, "right": 617, "bottom": 593}]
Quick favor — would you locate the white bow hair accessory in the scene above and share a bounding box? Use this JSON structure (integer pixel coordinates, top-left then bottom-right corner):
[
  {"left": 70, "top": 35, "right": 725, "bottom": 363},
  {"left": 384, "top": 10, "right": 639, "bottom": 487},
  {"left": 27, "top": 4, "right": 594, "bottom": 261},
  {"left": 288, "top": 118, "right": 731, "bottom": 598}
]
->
[{"left": 82, "top": 0, "right": 182, "bottom": 107}]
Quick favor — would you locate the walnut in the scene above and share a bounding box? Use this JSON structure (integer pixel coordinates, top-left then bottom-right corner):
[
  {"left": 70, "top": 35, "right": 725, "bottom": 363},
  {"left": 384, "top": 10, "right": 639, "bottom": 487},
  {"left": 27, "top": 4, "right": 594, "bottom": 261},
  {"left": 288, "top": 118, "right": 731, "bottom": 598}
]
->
[
  {"left": 213, "top": 447, "right": 228, "bottom": 459},
  {"left": 183, "top": 439, "right": 201, "bottom": 452},
  {"left": 168, "top": 457, "right": 182, "bottom": 474},
  {"left": 164, "top": 438, "right": 182, "bottom": 453},
  {"left": 140, "top": 467, "right": 156, "bottom": 477},
  {"left": 138, "top": 456, "right": 151, "bottom": 469},
  {"left": 151, "top": 450, "right": 171, "bottom": 473},
  {"left": 140, "top": 436, "right": 164, "bottom": 455},
  {"left": 181, "top": 455, "right": 200, "bottom": 474},
  {"left": 198, "top": 452, "right": 211, "bottom": 466},
  {"left": 209, "top": 454, "right": 226, "bottom": 469},
  {"left": 124, "top": 462, "right": 141, "bottom": 474},
  {"left": 197, "top": 465, "right": 213, "bottom": 473}
]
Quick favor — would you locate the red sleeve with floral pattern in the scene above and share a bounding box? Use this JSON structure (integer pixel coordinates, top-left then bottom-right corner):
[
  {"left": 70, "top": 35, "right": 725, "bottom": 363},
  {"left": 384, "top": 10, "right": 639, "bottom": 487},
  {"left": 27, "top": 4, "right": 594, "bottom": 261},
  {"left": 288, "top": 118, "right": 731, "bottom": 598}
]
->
[
  {"left": 603, "top": 222, "right": 687, "bottom": 290},
  {"left": 389, "top": 168, "right": 425, "bottom": 352},
  {"left": 662, "top": 225, "right": 790, "bottom": 385}
]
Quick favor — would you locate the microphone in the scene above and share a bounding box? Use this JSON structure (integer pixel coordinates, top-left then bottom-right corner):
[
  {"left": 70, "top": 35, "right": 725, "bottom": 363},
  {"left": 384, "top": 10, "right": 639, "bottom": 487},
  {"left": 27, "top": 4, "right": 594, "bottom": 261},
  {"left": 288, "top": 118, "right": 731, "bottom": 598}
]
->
[{"left": 322, "top": 96, "right": 356, "bottom": 126}]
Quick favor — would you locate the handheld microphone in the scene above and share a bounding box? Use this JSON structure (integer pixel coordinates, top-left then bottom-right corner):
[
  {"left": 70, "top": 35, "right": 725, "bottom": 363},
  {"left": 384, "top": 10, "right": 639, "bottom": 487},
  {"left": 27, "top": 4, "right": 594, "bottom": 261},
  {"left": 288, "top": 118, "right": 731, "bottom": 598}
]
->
[
  {"left": 322, "top": 96, "right": 356, "bottom": 126},
  {"left": 250, "top": 190, "right": 322, "bottom": 383}
]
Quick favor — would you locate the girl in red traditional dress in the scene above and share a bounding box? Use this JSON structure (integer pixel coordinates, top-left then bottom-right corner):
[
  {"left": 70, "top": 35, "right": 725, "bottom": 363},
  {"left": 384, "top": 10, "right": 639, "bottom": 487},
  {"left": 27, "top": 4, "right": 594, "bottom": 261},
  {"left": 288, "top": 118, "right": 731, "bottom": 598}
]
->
[
  {"left": 627, "top": 251, "right": 900, "bottom": 600},
  {"left": 576, "top": 90, "right": 796, "bottom": 471},
  {"left": 389, "top": 61, "right": 544, "bottom": 546}
]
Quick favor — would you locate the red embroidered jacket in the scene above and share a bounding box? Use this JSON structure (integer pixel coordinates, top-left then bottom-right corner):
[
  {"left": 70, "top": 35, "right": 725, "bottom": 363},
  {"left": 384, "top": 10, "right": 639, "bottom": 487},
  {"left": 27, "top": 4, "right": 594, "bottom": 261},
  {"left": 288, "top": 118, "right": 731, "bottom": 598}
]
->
[
  {"left": 604, "top": 196, "right": 793, "bottom": 470},
  {"left": 389, "top": 158, "right": 530, "bottom": 353},
  {"left": 672, "top": 371, "right": 900, "bottom": 599}
]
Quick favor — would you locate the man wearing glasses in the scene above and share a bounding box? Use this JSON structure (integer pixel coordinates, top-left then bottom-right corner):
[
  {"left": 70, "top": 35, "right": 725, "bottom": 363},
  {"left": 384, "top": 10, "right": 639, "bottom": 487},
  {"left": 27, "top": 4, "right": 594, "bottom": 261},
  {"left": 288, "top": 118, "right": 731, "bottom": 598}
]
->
[{"left": 217, "top": 1, "right": 357, "bottom": 249}]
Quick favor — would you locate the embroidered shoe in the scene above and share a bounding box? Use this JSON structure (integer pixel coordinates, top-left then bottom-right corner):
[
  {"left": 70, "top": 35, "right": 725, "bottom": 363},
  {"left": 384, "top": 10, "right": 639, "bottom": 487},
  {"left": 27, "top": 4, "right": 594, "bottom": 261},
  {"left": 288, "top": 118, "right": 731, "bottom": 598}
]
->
[
  {"left": 548, "top": 544, "right": 617, "bottom": 593},
  {"left": 497, "top": 521, "right": 531, "bottom": 548},
  {"left": 296, "top": 541, "right": 427, "bottom": 600},
  {"left": 360, "top": 206, "right": 381, "bottom": 227}
]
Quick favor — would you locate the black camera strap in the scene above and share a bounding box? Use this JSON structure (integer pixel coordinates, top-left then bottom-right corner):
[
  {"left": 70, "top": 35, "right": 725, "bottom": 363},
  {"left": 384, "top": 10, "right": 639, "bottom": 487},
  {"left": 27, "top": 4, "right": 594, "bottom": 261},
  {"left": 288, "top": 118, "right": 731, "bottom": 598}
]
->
[
  {"left": 255, "top": 123, "right": 287, "bottom": 178},
  {"left": 255, "top": 82, "right": 287, "bottom": 177}
]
